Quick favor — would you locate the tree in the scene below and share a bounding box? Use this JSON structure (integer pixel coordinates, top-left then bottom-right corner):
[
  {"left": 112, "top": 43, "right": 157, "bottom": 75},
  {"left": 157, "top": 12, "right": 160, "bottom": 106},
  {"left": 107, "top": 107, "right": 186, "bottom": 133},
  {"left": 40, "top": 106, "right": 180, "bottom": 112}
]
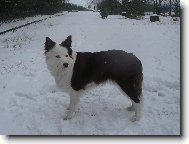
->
[
  {"left": 156, "top": 0, "right": 163, "bottom": 15},
  {"left": 173, "top": 0, "right": 180, "bottom": 16},
  {"left": 122, "top": 0, "right": 146, "bottom": 18},
  {"left": 87, "top": 0, "right": 102, "bottom": 10},
  {"left": 122, "top": 0, "right": 132, "bottom": 17},
  {"left": 98, "top": 0, "right": 122, "bottom": 18},
  {"left": 169, "top": 0, "right": 172, "bottom": 15},
  {"left": 132, "top": 0, "right": 146, "bottom": 17},
  {"left": 0, "top": 0, "right": 66, "bottom": 22},
  {"left": 64, "top": 3, "right": 88, "bottom": 11}
]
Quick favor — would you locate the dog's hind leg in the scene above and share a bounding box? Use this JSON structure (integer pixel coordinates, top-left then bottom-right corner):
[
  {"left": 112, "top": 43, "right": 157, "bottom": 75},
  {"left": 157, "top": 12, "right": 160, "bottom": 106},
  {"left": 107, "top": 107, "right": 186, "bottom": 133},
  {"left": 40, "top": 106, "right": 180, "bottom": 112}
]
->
[
  {"left": 130, "top": 96, "right": 143, "bottom": 122},
  {"left": 64, "top": 92, "right": 80, "bottom": 120},
  {"left": 126, "top": 100, "right": 135, "bottom": 111},
  {"left": 117, "top": 74, "right": 143, "bottom": 122}
]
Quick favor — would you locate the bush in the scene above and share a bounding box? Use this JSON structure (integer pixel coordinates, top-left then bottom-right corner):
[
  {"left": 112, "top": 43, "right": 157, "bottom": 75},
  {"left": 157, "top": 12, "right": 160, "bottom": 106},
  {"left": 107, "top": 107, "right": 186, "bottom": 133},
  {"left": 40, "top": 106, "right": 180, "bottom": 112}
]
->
[{"left": 100, "top": 9, "right": 108, "bottom": 19}]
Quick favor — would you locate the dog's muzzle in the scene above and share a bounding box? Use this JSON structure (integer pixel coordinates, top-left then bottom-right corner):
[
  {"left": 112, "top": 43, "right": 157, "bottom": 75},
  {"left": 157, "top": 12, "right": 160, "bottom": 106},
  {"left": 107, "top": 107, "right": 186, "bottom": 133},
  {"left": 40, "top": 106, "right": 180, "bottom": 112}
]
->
[{"left": 63, "top": 63, "right": 68, "bottom": 68}]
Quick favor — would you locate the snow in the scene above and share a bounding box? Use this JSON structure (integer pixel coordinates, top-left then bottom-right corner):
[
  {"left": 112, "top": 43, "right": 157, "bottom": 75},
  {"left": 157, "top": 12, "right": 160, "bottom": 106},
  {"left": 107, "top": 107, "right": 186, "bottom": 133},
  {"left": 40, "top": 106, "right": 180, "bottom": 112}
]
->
[{"left": 0, "top": 12, "right": 180, "bottom": 135}]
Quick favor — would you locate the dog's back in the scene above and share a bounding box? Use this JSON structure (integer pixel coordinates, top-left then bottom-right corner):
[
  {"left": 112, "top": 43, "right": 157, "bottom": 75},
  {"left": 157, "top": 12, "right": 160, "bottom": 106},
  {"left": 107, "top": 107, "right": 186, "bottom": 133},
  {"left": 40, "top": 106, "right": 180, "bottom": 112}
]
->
[{"left": 92, "top": 50, "right": 142, "bottom": 80}]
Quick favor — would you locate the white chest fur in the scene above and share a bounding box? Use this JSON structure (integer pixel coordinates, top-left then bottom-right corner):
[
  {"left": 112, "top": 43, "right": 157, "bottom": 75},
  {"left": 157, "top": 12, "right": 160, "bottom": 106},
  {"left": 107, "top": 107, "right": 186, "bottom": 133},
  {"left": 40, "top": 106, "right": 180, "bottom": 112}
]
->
[
  {"left": 54, "top": 69, "right": 73, "bottom": 93},
  {"left": 46, "top": 51, "right": 77, "bottom": 94}
]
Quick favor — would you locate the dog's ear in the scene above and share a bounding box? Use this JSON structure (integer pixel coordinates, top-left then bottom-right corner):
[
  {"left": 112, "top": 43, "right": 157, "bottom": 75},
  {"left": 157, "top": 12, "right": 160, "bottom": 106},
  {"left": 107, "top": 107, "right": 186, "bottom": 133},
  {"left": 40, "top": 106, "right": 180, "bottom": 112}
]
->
[
  {"left": 60, "top": 35, "right": 72, "bottom": 48},
  {"left": 60, "top": 35, "right": 73, "bottom": 59},
  {"left": 44, "top": 37, "right": 56, "bottom": 53}
]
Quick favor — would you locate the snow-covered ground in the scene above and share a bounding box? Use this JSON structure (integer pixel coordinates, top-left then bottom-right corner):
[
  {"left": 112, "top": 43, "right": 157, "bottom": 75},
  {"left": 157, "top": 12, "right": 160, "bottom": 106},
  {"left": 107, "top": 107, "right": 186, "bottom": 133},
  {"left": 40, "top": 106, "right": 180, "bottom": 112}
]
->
[{"left": 0, "top": 11, "right": 180, "bottom": 135}]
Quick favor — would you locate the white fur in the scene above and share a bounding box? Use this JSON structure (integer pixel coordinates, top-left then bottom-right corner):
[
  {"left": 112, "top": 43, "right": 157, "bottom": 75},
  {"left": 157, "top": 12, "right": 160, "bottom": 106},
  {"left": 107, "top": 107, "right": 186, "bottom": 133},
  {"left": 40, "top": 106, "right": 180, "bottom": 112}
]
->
[
  {"left": 129, "top": 100, "right": 141, "bottom": 122},
  {"left": 45, "top": 44, "right": 142, "bottom": 121},
  {"left": 45, "top": 44, "right": 76, "bottom": 93},
  {"left": 45, "top": 44, "right": 82, "bottom": 119}
]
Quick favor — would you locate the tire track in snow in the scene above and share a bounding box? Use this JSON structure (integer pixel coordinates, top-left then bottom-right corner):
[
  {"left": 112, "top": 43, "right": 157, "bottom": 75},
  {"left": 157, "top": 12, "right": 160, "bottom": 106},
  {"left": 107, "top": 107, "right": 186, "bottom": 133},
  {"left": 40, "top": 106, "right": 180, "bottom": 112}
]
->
[{"left": 0, "top": 13, "right": 64, "bottom": 35}]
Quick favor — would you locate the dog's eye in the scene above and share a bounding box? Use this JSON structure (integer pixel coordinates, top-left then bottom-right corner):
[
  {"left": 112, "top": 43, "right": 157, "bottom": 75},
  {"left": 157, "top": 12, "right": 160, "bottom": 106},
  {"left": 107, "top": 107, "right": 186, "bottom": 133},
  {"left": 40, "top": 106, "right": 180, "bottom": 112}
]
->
[
  {"left": 55, "top": 55, "right": 61, "bottom": 58},
  {"left": 66, "top": 55, "right": 68, "bottom": 57}
]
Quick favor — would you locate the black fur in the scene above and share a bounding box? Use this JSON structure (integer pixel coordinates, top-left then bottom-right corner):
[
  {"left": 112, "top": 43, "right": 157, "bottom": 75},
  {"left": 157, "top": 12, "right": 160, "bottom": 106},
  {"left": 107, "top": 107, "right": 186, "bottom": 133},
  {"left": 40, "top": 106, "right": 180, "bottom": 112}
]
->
[
  {"left": 71, "top": 50, "right": 143, "bottom": 103},
  {"left": 44, "top": 37, "right": 56, "bottom": 53}
]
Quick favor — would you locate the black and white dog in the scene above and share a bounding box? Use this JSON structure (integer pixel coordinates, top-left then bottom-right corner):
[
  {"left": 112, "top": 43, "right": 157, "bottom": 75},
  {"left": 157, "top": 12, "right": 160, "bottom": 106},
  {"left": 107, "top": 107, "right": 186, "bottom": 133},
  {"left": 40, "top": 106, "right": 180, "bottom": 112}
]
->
[{"left": 44, "top": 35, "right": 143, "bottom": 121}]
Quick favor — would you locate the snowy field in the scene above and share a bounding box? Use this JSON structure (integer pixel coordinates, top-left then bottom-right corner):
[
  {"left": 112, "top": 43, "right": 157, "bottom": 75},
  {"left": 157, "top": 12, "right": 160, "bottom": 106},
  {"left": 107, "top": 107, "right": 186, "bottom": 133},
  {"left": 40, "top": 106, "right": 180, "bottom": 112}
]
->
[{"left": 0, "top": 11, "right": 180, "bottom": 135}]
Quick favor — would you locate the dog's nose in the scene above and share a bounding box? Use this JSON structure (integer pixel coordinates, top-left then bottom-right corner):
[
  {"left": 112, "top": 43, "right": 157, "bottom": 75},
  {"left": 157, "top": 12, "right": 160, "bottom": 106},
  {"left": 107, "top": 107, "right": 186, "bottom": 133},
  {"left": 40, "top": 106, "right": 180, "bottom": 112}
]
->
[{"left": 63, "top": 63, "right": 68, "bottom": 68}]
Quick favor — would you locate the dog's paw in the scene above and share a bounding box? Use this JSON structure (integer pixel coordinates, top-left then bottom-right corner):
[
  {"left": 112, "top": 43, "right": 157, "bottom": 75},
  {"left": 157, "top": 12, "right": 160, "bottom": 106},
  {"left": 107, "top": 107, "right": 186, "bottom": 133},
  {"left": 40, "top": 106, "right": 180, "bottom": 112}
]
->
[
  {"left": 130, "top": 115, "right": 140, "bottom": 122},
  {"left": 126, "top": 106, "right": 134, "bottom": 111},
  {"left": 63, "top": 117, "right": 68, "bottom": 120},
  {"left": 63, "top": 111, "right": 74, "bottom": 120},
  {"left": 91, "top": 113, "right": 96, "bottom": 116},
  {"left": 63, "top": 115, "right": 72, "bottom": 120},
  {"left": 63, "top": 116, "right": 71, "bottom": 120},
  {"left": 131, "top": 116, "right": 136, "bottom": 122}
]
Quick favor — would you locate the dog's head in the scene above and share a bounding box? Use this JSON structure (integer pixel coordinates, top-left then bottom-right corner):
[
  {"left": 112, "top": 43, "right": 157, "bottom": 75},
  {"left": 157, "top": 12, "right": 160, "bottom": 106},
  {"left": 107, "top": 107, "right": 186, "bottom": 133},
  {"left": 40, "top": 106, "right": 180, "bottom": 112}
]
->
[{"left": 44, "top": 35, "right": 73, "bottom": 75}]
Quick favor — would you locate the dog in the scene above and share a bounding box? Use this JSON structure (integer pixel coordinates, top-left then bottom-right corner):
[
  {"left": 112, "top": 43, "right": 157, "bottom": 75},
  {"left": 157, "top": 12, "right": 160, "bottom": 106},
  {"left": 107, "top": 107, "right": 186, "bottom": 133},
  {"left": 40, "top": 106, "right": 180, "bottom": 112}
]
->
[{"left": 44, "top": 35, "right": 143, "bottom": 121}]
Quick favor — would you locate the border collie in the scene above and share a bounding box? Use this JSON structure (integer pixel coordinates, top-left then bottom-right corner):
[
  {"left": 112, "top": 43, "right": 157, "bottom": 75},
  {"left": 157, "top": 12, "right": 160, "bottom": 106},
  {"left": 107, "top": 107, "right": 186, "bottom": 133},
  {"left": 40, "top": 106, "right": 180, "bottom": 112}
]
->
[{"left": 44, "top": 35, "right": 143, "bottom": 121}]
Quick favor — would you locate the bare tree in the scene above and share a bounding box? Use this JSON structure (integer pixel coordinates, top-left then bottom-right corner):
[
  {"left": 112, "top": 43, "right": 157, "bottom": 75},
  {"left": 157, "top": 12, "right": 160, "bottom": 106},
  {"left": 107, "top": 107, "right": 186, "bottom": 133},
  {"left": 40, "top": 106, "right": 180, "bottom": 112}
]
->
[{"left": 87, "top": 0, "right": 102, "bottom": 9}]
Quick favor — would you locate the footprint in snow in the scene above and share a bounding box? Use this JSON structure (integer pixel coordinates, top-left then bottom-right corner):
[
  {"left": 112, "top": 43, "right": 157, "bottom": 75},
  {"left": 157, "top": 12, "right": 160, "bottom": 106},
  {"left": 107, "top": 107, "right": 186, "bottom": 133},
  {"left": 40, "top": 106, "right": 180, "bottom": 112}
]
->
[
  {"left": 14, "top": 92, "right": 36, "bottom": 101},
  {"left": 158, "top": 91, "right": 165, "bottom": 97},
  {"left": 91, "top": 113, "right": 96, "bottom": 116},
  {"left": 23, "top": 72, "right": 35, "bottom": 78}
]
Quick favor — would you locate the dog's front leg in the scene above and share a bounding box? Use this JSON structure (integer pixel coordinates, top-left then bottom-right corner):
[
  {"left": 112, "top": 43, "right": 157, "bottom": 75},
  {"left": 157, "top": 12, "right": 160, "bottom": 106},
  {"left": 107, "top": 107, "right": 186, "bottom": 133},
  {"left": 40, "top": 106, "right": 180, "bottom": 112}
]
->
[{"left": 64, "top": 92, "right": 80, "bottom": 120}]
